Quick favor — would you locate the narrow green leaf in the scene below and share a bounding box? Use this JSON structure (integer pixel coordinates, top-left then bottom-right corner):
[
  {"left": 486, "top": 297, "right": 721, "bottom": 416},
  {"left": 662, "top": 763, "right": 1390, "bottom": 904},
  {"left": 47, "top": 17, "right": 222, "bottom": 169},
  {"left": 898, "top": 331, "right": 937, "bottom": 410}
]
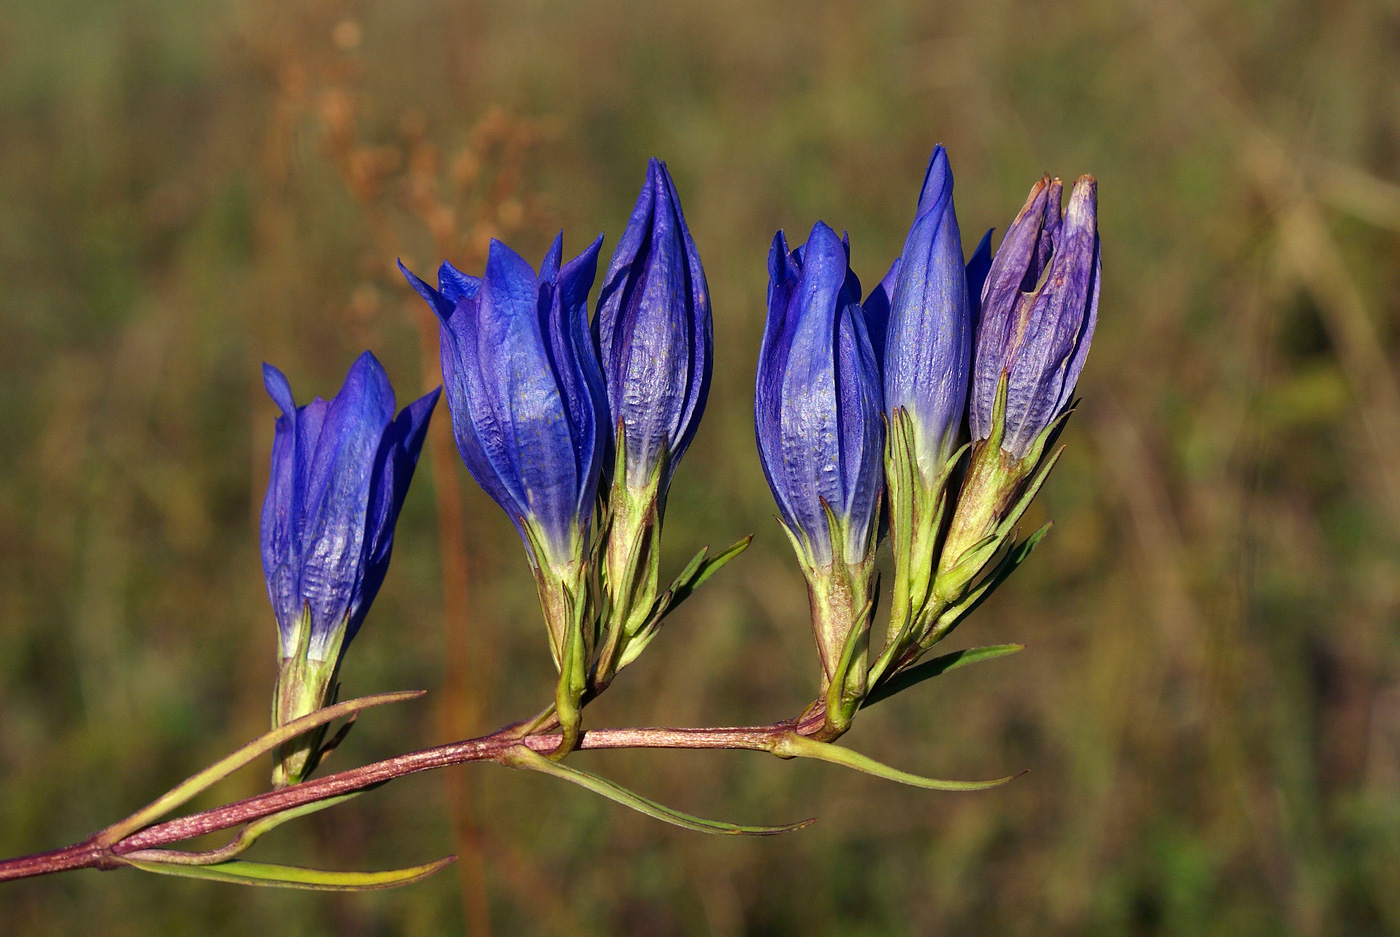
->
[
  {"left": 124, "top": 855, "right": 454, "bottom": 891},
  {"left": 772, "top": 733, "right": 1023, "bottom": 791},
  {"left": 670, "top": 545, "right": 711, "bottom": 594},
  {"left": 96, "top": 690, "right": 424, "bottom": 846},
  {"left": 643, "top": 534, "right": 754, "bottom": 631},
  {"left": 688, "top": 535, "right": 753, "bottom": 593},
  {"left": 862, "top": 644, "right": 1026, "bottom": 708},
  {"left": 993, "top": 446, "right": 1063, "bottom": 543},
  {"left": 504, "top": 746, "right": 811, "bottom": 836},
  {"left": 946, "top": 524, "right": 1051, "bottom": 633}
]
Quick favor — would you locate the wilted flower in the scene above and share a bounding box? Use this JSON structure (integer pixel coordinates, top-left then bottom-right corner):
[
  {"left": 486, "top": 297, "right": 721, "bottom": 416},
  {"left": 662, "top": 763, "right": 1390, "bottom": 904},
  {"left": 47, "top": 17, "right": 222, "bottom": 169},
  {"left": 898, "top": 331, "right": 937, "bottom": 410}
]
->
[
  {"left": 591, "top": 158, "right": 712, "bottom": 682},
  {"left": 261, "top": 352, "right": 438, "bottom": 786},
  {"left": 756, "top": 221, "right": 883, "bottom": 738},
  {"left": 937, "top": 174, "right": 1099, "bottom": 595},
  {"left": 970, "top": 175, "right": 1099, "bottom": 457},
  {"left": 400, "top": 234, "right": 608, "bottom": 750}
]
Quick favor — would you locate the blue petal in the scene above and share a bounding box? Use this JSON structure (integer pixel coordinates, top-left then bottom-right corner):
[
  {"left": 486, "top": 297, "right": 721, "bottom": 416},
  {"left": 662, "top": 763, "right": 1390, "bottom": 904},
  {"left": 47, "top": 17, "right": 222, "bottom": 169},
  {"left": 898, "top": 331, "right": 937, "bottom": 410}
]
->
[
  {"left": 398, "top": 260, "right": 456, "bottom": 324},
  {"left": 861, "top": 259, "right": 899, "bottom": 374},
  {"left": 297, "top": 352, "right": 396, "bottom": 658},
  {"left": 758, "top": 222, "right": 875, "bottom": 564},
  {"left": 438, "top": 261, "right": 481, "bottom": 304},
  {"left": 882, "top": 145, "right": 971, "bottom": 468},
  {"left": 461, "top": 239, "right": 581, "bottom": 558},
  {"left": 549, "top": 235, "right": 608, "bottom": 527},
  {"left": 970, "top": 177, "right": 1056, "bottom": 441},
  {"left": 595, "top": 159, "right": 710, "bottom": 489},
  {"left": 755, "top": 230, "right": 806, "bottom": 539},
  {"left": 539, "top": 233, "right": 564, "bottom": 286},
  {"left": 834, "top": 301, "right": 885, "bottom": 558},
  {"left": 663, "top": 162, "right": 714, "bottom": 476},
  {"left": 349, "top": 386, "right": 440, "bottom": 641},
  {"left": 260, "top": 363, "right": 303, "bottom": 654}
]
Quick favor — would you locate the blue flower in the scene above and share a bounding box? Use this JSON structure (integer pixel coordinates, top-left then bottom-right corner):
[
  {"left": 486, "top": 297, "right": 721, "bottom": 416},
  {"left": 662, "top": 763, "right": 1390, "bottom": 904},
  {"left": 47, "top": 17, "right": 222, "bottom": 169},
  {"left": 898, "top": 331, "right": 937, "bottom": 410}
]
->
[
  {"left": 399, "top": 234, "right": 609, "bottom": 566},
  {"left": 260, "top": 352, "right": 438, "bottom": 664},
  {"left": 970, "top": 175, "right": 1100, "bottom": 458},
  {"left": 594, "top": 158, "right": 711, "bottom": 492},
  {"left": 755, "top": 222, "right": 884, "bottom": 568},
  {"left": 880, "top": 145, "right": 972, "bottom": 471}
]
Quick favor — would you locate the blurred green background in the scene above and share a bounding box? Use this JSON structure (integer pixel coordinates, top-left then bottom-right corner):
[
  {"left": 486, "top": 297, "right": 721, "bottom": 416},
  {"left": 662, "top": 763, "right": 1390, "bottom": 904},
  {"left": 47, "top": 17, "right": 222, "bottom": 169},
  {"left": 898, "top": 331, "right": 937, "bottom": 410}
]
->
[{"left": 3, "top": 0, "right": 1399, "bottom": 933}]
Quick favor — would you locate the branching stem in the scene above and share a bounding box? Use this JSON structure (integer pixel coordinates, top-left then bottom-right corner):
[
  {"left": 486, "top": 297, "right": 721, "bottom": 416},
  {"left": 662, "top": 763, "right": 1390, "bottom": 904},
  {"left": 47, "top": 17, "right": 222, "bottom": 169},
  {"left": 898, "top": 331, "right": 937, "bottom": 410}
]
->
[{"left": 0, "top": 707, "right": 826, "bottom": 884}]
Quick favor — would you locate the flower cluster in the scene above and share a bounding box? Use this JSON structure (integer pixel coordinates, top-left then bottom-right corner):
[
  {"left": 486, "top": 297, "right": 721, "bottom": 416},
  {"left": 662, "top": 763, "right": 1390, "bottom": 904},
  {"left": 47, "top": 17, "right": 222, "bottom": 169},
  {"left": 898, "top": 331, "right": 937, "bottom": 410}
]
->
[
  {"left": 756, "top": 147, "right": 1099, "bottom": 738},
  {"left": 256, "top": 147, "right": 1098, "bottom": 779},
  {"left": 399, "top": 158, "right": 720, "bottom": 752}
]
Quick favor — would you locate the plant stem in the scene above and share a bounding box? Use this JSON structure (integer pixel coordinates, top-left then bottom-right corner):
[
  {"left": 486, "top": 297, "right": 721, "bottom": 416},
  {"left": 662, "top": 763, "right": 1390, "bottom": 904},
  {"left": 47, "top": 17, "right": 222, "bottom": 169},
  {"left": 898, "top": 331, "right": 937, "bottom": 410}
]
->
[{"left": 0, "top": 709, "right": 826, "bottom": 885}]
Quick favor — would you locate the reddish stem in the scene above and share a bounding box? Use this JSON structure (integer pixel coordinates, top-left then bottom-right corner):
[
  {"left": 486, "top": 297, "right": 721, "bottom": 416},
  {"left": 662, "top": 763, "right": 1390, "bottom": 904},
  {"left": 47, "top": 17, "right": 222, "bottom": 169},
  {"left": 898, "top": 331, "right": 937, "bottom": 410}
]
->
[{"left": 0, "top": 710, "right": 824, "bottom": 884}]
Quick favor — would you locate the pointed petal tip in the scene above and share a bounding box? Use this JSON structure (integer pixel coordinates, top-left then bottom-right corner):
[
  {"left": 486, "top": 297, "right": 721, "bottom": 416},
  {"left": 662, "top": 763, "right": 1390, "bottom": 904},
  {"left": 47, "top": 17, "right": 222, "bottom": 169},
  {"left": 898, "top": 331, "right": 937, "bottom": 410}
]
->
[
  {"left": 484, "top": 237, "right": 537, "bottom": 285},
  {"left": 262, "top": 363, "right": 295, "bottom": 414},
  {"left": 346, "top": 349, "right": 389, "bottom": 387},
  {"left": 917, "top": 144, "right": 953, "bottom": 208}
]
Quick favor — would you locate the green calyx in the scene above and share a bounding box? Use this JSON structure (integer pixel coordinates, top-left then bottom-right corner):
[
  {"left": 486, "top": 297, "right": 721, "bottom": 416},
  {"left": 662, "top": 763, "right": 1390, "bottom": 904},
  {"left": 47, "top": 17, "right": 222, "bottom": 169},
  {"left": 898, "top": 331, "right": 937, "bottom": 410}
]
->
[
  {"left": 934, "top": 373, "right": 1067, "bottom": 608},
  {"left": 786, "top": 501, "right": 878, "bottom": 741},
  {"left": 589, "top": 427, "right": 751, "bottom": 693},
  {"left": 516, "top": 427, "right": 753, "bottom": 758},
  {"left": 593, "top": 428, "right": 667, "bottom": 691},
  {"left": 519, "top": 519, "right": 591, "bottom": 758},
  {"left": 271, "top": 606, "right": 347, "bottom": 788},
  {"left": 863, "top": 372, "right": 1069, "bottom": 704},
  {"left": 871, "top": 407, "right": 966, "bottom": 688}
]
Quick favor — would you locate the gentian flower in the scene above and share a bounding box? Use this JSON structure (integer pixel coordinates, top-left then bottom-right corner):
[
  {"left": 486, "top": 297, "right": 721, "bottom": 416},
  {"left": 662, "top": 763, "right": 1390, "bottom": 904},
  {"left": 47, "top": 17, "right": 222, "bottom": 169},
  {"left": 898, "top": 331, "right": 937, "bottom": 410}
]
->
[
  {"left": 591, "top": 159, "right": 713, "bottom": 680},
  {"left": 872, "top": 146, "right": 983, "bottom": 676},
  {"left": 970, "top": 175, "right": 1099, "bottom": 456},
  {"left": 400, "top": 234, "right": 608, "bottom": 750},
  {"left": 938, "top": 174, "right": 1099, "bottom": 594},
  {"left": 400, "top": 236, "right": 608, "bottom": 572},
  {"left": 756, "top": 221, "right": 883, "bottom": 737},
  {"left": 261, "top": 352, "right": 438, "bottom": 785},
  {"left": 882, "top": 145, "right": 972, "bottom": 472},
  {"left": 595, "top": 157, "right": 711, "bottom": 494}
]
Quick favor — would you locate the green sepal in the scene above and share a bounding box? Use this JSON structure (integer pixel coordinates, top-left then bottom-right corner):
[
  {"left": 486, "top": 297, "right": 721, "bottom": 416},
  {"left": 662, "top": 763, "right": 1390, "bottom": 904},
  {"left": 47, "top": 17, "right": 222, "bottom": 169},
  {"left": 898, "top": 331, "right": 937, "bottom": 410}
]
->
[
  {"left": 518, "top": 518, "right": 568, "bottom": 667},
  {"left": 882, "top": 408, "right": 920, "bottom": 647},
  {"left": 652, "top": 534, "right": 752, "bottom": 624},
  {"left": 922, "top": 523, "right": 1051, "bottom": 649},
  {"left": 862, "top": 644, "right": 1025, "bottom": 708},
  {"left": 503, "top": 746, "right": 812, "bottom": 836},
  {"left": 123, "top": 855, "right": 455, "bottom": 891},
  {"left": 933, "top": 427, "right": 1063, "bottom": 605},
  {"left": 615, "top": 535, "right": 753, "bottom": 671},
  {"left": 771, "top": 733, "right": 1023, "bottom": 791},
  {"left": 871, "top": 415, "right": 966, "bottom": 689},
  {"left": 271, "top": 605, "right": 349, "bottom": 787},
  {"left": 820, "top": 581, "right": 878, "bottom": 740}
]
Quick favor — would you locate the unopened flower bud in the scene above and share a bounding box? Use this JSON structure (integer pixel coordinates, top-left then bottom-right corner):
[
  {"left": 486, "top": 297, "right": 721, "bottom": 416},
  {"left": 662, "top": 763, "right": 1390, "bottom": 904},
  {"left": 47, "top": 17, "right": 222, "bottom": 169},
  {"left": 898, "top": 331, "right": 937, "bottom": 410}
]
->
[
  {"left": 261, "top": 353, "right": 437, "bottom": 786},
  {"left": 756, "top": 222, "right": 884, "bottom": 738}
]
